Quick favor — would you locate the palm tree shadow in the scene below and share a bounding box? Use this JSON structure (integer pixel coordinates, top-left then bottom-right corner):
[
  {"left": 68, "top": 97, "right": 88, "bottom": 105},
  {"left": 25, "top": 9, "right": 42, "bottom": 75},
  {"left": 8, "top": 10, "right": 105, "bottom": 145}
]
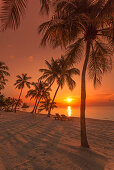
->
[{"left": 57, "top": 144, "right": 107, "bottom": 170}]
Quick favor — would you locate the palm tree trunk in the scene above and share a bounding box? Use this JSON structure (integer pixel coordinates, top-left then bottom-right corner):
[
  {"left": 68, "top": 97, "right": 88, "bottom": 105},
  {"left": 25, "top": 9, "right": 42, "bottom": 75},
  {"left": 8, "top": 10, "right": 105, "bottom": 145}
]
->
[
  {"left": 14, "top": 88, "right": 23, "bottom": 113},
  {"left": 80, "top": 40, "right": 91, "bottom": 148},
  {"left": 48, "top": 84, "right": 60, "bottom": 117},
  {"left": 31, "top": 97, "right": 38, "bottom": 113},
  {"left": 34, "top": 96, "right": 42, "bottom": 114}
]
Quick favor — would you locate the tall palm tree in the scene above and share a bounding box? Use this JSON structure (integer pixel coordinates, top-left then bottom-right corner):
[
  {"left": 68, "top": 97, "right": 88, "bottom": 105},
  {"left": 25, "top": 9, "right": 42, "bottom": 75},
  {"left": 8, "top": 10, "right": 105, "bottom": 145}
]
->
[
  {"left": 14, "top": 73, "right": 31, "bottom": 112},
  {"left": 38, "top": 98, "right": 57, "bottom": 113},
  {"left": 0, "top": 61, "right": 10, "bottom": 90},
  {"left": 39, "top": 0, "right": 114, "bottom": 147}
]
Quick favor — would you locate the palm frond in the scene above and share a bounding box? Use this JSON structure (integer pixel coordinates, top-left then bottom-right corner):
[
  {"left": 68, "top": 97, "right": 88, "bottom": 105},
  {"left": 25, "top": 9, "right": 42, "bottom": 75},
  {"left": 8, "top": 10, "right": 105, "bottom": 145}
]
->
[
  {"left": 66, "top": 37, "right": 84, "bottom": 64},
  {"left": 0, "top": 0, "right": 27, "bottom": 31},
  {"left": 88, "top": 42, "right": 112, "bottom": 87},
  {"left": 40, "top": 0, "right": 50, "bottom": 15},
  {"left": 65, "top": 76, "right": 76, "bottom": 90}
]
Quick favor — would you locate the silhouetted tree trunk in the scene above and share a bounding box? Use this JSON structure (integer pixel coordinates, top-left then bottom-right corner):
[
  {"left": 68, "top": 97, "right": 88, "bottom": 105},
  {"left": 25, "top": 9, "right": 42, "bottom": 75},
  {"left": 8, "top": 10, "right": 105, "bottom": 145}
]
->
[
  {"left": 34, "top": 96, "right": 42, "bottom": 114},
  {"left": 48, "top": 84, "right": 60, "bottom": 117},
  {"left": 31, "top": 97, "right": 38, "bottom": 113},
  {"left": 14, "top": 88, "right": 23, "bottom": 113},
  {"left": 80, "top": 40, "right": 90, "bottom": 148}
]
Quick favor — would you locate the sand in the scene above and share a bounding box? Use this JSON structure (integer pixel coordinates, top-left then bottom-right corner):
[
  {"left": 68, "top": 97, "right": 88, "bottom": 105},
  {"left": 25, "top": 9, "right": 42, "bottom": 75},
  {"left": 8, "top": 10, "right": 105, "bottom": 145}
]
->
[{"left": 0, "top": 111, "right": 114, "bottom": 170}]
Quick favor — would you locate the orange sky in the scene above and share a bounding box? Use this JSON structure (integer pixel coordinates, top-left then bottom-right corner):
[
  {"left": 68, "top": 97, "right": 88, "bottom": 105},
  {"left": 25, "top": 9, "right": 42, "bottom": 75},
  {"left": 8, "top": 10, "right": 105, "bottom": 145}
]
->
[{"left": 0, "top": 0, "right": 114, "bottom": 107}]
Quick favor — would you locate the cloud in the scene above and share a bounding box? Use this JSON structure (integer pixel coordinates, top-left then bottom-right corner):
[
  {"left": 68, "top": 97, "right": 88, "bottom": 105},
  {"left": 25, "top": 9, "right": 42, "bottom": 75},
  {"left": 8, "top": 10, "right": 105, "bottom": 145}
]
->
[{"left": 28, "top": 56, "right": 34, "bottom": 62}]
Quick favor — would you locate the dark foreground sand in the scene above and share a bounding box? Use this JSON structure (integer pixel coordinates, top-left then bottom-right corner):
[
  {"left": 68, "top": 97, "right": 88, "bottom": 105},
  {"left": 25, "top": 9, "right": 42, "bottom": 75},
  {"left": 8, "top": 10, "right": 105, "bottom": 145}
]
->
[{"left": 0, "top": 111, "right": 114, "bottom": 170}]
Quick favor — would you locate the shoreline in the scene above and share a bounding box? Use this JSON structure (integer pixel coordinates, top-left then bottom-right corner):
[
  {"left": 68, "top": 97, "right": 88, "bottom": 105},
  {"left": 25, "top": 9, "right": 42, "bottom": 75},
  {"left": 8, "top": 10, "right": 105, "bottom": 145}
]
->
[
  {"left": 6, "top": 110, "right": 114, "bottom": 122},
  {"left": 0, "top": 111, "right": 114, "bottom": 169}
]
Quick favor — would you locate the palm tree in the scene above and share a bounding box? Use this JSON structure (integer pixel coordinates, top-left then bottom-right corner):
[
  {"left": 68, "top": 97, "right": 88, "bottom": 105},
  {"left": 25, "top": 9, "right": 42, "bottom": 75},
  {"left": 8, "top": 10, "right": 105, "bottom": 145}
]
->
[
  {"left": 26, "top": 80, "right": 50, "bottom": 114},
  {"left": 40, "top": 56, "right": 80, "bottom": 116},
  {"left": 34, "top": 80, "right": 50, "bottom": 114},
  {"left": 49, "top": 56, "right": 80, "bottom": 116},
  {"left": 26, "top": 81, "right": 44, "bottom": 113},
  {"left": 0, "top": 61, "right": 10, "bottom": 90},
  {"left": 38, "top": 98, "right": 57, "bottom": 113},
  {"left": 26, "top": 81, "right": 41, "bottom": 113},
  {"left": 14, "top": 73, "right": 31, "bottom": 112},
  {"left": 39, "top": 57, "right": 61, "bottom": 85},
  {"left": 39, "top": 0, "right": 114, "bottom": 147},
  {"left": 0, "top": 94, "right": 5, "bottom": 110}
]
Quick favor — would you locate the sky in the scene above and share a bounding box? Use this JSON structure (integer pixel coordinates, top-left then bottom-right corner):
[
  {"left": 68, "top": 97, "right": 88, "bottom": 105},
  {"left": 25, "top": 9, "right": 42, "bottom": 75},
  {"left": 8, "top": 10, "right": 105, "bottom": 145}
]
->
[{"left": 0, "top": 0, "right": 114, "bottom": 107}]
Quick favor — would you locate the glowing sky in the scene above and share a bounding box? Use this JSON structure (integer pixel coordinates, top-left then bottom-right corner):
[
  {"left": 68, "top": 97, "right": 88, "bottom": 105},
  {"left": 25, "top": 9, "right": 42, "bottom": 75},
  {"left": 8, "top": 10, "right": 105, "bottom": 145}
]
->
[{"left": 0, "top": 0, "right": 114, "bottom": 107}]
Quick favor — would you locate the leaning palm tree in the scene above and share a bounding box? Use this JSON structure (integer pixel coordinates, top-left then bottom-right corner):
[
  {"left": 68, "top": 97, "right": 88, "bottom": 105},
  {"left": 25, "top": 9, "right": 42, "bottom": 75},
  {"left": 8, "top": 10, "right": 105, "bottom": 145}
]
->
[
  {"left": 0, "top": 61, "right": 10, "bottom": 90},
  {"left": 46, "top": 56, "right": 80, "bottom": 117},
  {"left": 38, "top": 98, "right": 57, "bottom": 114},
  {"left": 26, "top": 82, "right": 41, "bottom": 113},
  {"left": 26, "top": 80, "right": 50, "bottom": 114},
  {"left": 39, "top": 0, "right": 114, "bottom": 147},
  {"left": 14, "top": 73, "right": 31, "bottom": 112},
  {"left": 34, "top": 80, "right": 51, "bottom": 114}
]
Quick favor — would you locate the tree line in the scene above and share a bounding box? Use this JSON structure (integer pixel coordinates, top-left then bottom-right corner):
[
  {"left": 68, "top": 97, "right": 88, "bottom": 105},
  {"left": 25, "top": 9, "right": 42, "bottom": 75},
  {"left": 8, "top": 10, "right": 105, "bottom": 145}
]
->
[{"left": 0, "top": 56, "right": 80, "bottom": 115}]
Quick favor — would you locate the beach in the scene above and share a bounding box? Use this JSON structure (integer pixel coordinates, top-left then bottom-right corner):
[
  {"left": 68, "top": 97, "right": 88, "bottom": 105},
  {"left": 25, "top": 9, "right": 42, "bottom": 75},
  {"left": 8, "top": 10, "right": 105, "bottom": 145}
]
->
[{"left": 0, "top": 111, "right": 114, "bottom": 170}]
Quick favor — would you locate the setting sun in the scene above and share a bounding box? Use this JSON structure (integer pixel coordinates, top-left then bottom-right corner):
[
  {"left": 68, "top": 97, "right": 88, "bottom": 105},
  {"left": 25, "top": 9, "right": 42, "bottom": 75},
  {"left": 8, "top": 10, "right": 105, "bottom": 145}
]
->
[{"left": 67, "top": 98, "right": 72, "bottom": 103}]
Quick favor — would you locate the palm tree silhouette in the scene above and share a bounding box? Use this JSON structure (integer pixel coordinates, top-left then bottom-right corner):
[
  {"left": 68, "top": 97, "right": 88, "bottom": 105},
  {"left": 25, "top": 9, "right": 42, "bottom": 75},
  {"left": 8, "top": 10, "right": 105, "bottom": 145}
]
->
[
  {"left": 40, "top": 56, "right": 80, "bottom": 116},
  {"left": 26, "top": 80, "right": 50, "bottom": 114},
  {"left": 0, "top": 61, "right": 10, "bottom": 90},
  {"left": 14, "top": 73, "right": 31, "bottom": 112},
  {"left": 39, "top": 57, "right": 60, "bottom": 86},
  {"left": 38, "top": 98, "right": 57, "bottom": 114},
  {"left": 34, "top": 80, "right": 50, "bottom": 114},
  {"left": 39, "top": 0, "right": 113, "bottom": 147},
  {"left": 26, "top": 81, "right": 41, "bottom": 113}
]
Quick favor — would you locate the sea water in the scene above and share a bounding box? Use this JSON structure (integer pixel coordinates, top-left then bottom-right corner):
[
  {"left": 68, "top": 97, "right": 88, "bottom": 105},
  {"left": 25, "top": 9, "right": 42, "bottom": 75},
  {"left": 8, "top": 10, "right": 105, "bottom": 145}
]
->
[{"left": 27, "top": 106, "right": 114, "bottom": 121}]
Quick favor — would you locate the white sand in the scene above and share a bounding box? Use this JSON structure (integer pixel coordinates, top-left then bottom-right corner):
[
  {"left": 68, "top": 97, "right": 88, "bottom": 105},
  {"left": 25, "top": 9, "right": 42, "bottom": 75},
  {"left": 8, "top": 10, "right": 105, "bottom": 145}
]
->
[{"left": 0, "top": 111, "right": 114, "bottom": 170}]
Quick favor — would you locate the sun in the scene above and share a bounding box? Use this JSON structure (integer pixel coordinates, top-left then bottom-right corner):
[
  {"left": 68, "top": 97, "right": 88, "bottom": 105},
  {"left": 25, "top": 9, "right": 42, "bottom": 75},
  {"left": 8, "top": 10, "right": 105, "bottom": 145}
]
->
[{"left": 67, "top": 97, "right": 72, "bottom": 103}]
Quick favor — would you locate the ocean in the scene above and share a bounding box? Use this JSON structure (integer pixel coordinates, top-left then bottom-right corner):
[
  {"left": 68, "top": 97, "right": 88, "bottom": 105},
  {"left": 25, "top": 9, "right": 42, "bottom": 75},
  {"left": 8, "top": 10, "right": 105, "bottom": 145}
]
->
[{"left": 27, "top": 106, "right": 114, "bottom": 121}]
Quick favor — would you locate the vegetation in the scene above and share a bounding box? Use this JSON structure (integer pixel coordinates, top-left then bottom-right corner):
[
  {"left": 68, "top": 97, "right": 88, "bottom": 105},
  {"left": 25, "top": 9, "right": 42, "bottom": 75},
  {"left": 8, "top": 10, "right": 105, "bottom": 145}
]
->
[
  {"left": 14, "top": 73, "right": 31, "bottom": 112},
  {"left": 38, "top": 98, "right": 57, "bottom": 114},
  {"left": 0, "top": 61, "right": 10, "bottom": 90},
  {"left": 0, "top": 95, "right": 22, "bottom": 112},
  {"left": 26, "top": 80, "right": 50, "bottom": 114},
  {"left": 0, "top": 0, "right": 28, "bottom": 31},
  {"left": 39, "top": 0, "right": 114, "bottom": 147}
]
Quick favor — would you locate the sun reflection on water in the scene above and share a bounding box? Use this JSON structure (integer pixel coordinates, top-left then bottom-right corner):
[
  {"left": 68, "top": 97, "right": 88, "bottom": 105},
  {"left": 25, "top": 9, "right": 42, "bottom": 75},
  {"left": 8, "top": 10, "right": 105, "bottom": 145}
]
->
[{"left": 67, "top": 106, "right": 71, "bottom": 117}]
